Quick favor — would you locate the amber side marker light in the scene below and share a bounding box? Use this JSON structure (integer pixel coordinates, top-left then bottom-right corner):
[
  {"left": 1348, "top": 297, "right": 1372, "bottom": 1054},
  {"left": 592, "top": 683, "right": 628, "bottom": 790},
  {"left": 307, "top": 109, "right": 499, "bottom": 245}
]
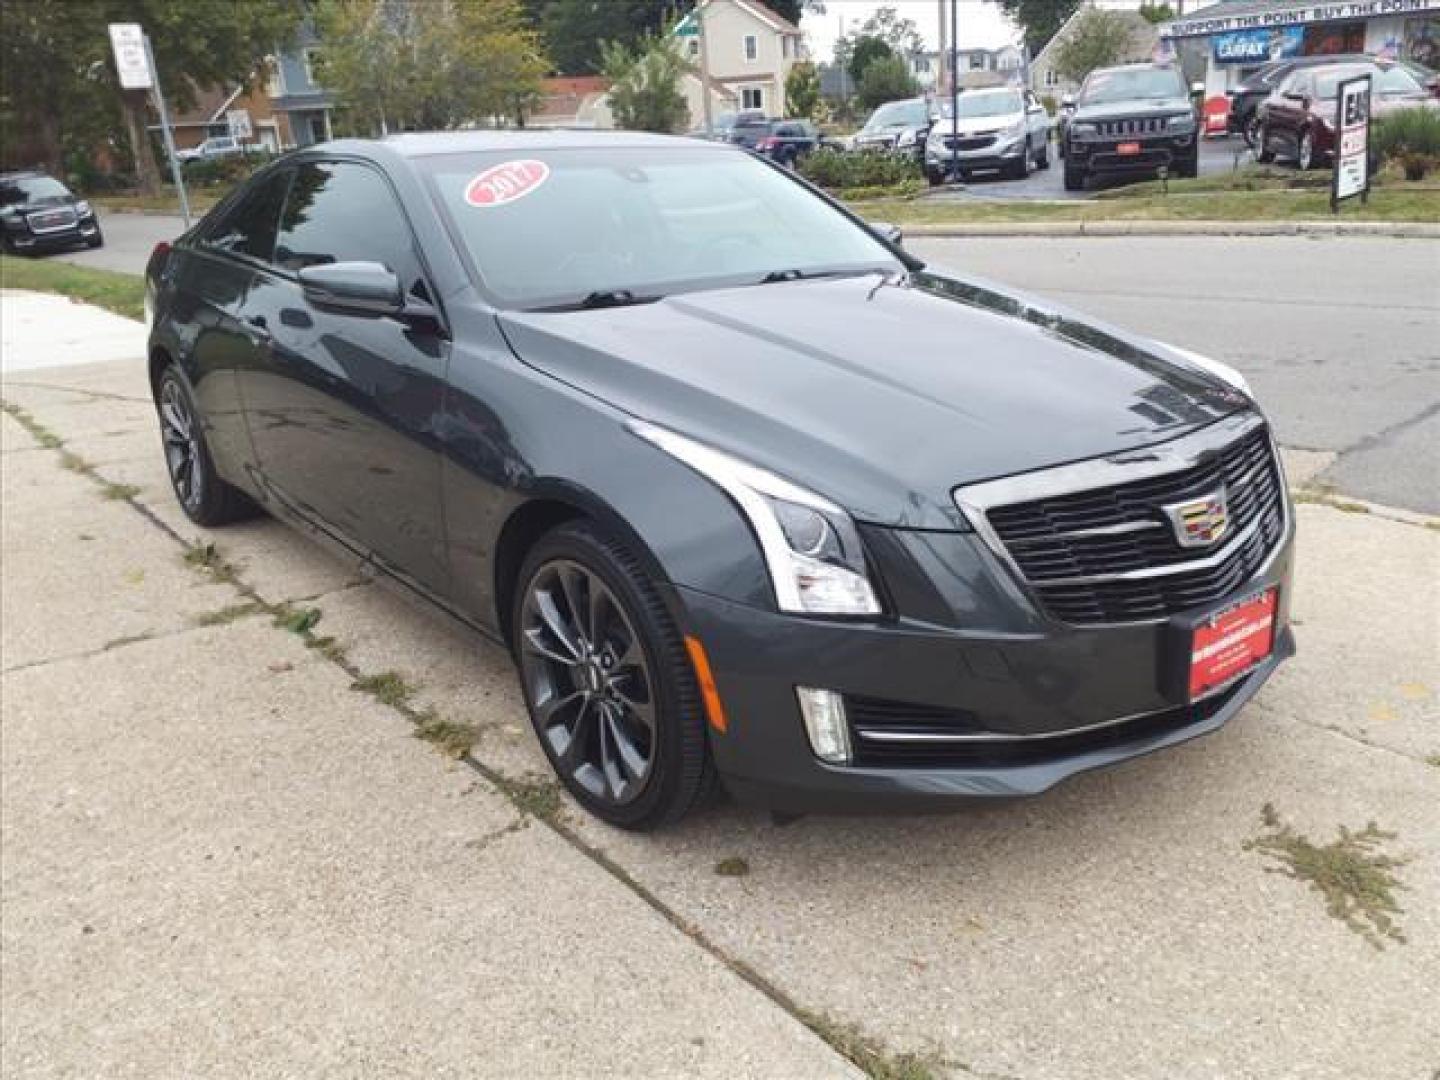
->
[{"left": 684, "top": 635, "right": 728, "bottom": 734}]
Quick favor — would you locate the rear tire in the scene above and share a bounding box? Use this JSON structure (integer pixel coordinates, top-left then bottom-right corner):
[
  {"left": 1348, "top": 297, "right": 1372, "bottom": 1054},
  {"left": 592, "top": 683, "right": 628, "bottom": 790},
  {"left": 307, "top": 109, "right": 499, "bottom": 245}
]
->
[
  {"left": 155, "top": 364, "right": 258, "bottom": 526},
  {"left": 1036, "top": 138, "right": 1050, "bottom": 169},
  {"left": 512, "top": 520, "right": 718, "bottom": 830},
  {"left": 1176, "top": 153, "right": 1199, "bottom": 179},
  {"left": 1063, "top": 165, "right": 1086, "bottom": 191},
  {"left": 1008, "top": 140, "right": 1032, "bottom": 179}
]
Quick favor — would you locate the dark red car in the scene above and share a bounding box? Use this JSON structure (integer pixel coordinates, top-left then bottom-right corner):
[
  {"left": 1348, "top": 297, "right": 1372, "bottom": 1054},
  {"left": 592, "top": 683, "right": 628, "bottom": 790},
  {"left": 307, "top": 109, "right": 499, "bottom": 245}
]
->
[{"left": 1256, "top": 60, "right": 1439, "bottom": 169}]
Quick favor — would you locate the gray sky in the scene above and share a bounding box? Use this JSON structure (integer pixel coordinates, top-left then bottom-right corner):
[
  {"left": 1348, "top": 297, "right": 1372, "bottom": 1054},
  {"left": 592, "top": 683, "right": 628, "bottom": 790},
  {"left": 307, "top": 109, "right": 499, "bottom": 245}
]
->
[{"left": 799, "top": 1, "right": 1156, "bottom": 62}]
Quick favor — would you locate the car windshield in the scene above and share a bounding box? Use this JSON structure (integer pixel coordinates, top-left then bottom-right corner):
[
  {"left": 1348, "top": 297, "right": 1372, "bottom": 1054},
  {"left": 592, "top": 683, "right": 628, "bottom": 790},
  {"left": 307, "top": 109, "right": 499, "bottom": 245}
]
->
[
  {"left": 864, "top": 99, "right": 928, "bottom": 129},
  {"left": 938, "top": 90, "right": 1024, "bottom": 119},
  {"left": 1312, "top": 64, "right": 1421, "bottom": 98},
  {"left": 421, "top": 147, "right": 901, "bottom": 309},
  {"left": 1080, "top": 68, "right": 1185, "bottom": 104},
  {"left": 0, "top": 175, "right": 69, "bottom": 205}
]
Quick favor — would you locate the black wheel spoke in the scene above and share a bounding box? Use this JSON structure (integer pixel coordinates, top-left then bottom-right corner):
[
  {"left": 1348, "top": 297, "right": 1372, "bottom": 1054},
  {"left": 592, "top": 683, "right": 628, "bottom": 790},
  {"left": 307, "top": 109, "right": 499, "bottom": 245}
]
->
[
  {"left": 559, "top": 697, "right": 596, "bottom": 771},
  {"left": 534, "top": 587, "right": 583, "bottom": 660},
  {"left": 522, "top": 625, "right": 577, "bottom": 668},
  {"left": 558, "top": 567, "right": 591, "bottom": 645},
  {"left": 604, "top": 705, "right": 650, "bottom": 783}
]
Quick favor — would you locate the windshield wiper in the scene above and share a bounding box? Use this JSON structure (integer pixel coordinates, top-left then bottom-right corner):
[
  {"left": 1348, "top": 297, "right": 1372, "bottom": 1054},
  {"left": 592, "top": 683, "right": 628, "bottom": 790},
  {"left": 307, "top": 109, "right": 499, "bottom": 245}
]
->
[
  {"left": 755, "top": 267, "right": 890, "bottom": 286},
  {"left": 530, "top": 289, "right": 662, "bottom": 313}
]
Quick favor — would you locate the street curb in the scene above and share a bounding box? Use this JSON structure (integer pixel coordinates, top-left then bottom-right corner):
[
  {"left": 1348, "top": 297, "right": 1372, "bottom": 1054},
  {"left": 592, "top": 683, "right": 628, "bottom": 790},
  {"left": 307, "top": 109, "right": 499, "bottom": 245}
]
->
[{"left": 903, "top": 220, "right": 1440, "bottom": 239}]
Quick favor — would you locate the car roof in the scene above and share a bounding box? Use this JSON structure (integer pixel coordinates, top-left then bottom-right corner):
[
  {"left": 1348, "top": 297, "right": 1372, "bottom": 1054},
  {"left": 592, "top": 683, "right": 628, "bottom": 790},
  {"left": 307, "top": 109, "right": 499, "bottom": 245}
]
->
[
  {"left": 1088, "top": 63, "right": 1180, "bottom": 76},
  {"left": 374, "top": 130, "right": 719, "bottom": 157}
]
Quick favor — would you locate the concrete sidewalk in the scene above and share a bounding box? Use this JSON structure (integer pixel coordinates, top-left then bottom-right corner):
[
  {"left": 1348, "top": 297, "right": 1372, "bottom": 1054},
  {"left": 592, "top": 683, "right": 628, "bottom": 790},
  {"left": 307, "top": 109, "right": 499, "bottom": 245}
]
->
[{"left": 2, "top": 291, "right": 1438, "bottom": 1079}]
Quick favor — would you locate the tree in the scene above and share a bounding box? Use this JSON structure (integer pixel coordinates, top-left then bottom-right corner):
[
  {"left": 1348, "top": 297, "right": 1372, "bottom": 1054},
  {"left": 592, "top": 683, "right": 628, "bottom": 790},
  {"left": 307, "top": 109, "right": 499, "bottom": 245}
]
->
[
  {"left": 601, "top": 34, "right": 691, "bottom": 133},
  {"left": 785, "top": 61, "right": 820, "bottom": 119},
  {"left": 856, "top": 54, "right": 918, "bottom": 111},
  {"left": 532, "top": 0, "right": 684, "bottom": 74},
  {"left": 846, "top": 37, "right": 894, "bottom": 86},
  {"left": 1138, "top": 2, "right": 1176, "bottom": 23},
  {"left": 316, "top": 0, "right": 548, "bottom": 133},
  {"left": 0, "top": 0, "right": 303, "bottom": 194},
  {"left": 856, "top": 6, "right": 923, "bottom": 56},
  {"left": 1053, "top": 8, "right": 1137, "bottom": 84},
  {"left": 996, "top": 0, "right": 1081, "bottom": 57},
  {"left": 763, "top": 0, "right": 826, "bottom": 24}
]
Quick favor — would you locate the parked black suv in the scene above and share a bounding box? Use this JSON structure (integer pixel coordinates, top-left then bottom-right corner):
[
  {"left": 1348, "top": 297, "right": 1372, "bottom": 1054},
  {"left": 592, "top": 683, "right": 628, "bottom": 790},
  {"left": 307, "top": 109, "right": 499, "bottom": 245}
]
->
[
  {"left": 1062, "top": 64, "right": 1201, "bottom": 191},
  {"left": 0, "top": 171, "right": 103, "bottom": 254}
]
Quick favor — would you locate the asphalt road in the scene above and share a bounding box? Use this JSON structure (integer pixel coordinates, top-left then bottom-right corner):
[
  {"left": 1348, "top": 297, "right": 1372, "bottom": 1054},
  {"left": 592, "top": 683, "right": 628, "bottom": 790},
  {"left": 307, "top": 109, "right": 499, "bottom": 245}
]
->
[
  {"left": 929, "top": 131, "right": 1245, "bottom": 201},
  {"left": 55, "top": 213, "right": 1440, "bottom": 514}
]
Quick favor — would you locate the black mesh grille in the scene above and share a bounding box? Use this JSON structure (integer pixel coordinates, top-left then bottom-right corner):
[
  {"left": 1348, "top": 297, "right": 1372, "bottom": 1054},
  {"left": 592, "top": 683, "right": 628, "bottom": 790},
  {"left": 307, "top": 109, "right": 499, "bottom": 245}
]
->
[{"left": 985, "top": 425, "right": 1285, "bottom": 625}]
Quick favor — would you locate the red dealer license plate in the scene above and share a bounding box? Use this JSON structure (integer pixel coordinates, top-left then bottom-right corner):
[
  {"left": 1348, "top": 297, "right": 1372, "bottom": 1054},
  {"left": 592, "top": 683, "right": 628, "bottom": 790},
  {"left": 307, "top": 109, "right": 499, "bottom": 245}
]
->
[
  {"left": 1117, "top": 141, "right": 1142, "bottom": 155},
  {"left": 1188, "top": 588, "right": 1277, "bottom": 699}
]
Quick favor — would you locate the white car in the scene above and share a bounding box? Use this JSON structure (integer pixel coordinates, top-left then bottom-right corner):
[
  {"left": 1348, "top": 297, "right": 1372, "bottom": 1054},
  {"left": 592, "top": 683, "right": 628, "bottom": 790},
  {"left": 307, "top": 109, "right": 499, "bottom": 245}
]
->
[
  {"left": 925, "top": 87, "right": 1052, "bottom": 182},
  {"left": 175, "top": 136, "right": 243, "bottom": 165}
]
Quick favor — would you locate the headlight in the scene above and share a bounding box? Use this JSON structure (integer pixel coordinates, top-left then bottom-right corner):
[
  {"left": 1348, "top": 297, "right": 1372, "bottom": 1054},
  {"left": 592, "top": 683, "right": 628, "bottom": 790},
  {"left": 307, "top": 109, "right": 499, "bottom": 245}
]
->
[
  {"left": 1164, "top": 343, "right": 1253, "bottom": 398},
  {"left": 1166, "top": 114, "right": 1195, "bottom": 130},
  {"left": 1071, "top": 122, "right": 1097, "bottom": 137},
  {"left": 631, "top": 423, "right": 882, "bottom": 616},
  {"left": 74, "top": 200, "right": 92, "bottom": 216},
  {"left": 896, "top": 129, "right": 917, "bottom": 148},
  {"left": 1005, "top": 118, "right": 1025, "bottom": 137}
]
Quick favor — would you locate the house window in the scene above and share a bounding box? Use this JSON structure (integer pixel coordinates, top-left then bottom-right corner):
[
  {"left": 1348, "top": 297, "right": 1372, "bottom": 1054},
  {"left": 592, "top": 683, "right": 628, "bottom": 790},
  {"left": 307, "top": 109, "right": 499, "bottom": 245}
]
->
[
  {"left": 741, "top": 86, "right": 764, "bottom": 110},
  {"left": 264, "top": 56, "right": 285, "bottom": 97},
  {"left": 744, "top": 35, "right": 757, "bottom": 62},
  {"left": 688, "top": 39, "right": 699, "bottom": 58},
  {"left": 969, "top": 52, "right": 987, "bottom": 70},
  {"left": 303, "top": 46, "right": 324, "bottom": 86},
  {"left": 782, "top": 35, "right": 790, "bottom": 59},
  {"left": 1044, "top": 68, "right": 1058, "bottom": 88},
  {"left": 913, "top": 56, "right": 930, "bottom": 73}
]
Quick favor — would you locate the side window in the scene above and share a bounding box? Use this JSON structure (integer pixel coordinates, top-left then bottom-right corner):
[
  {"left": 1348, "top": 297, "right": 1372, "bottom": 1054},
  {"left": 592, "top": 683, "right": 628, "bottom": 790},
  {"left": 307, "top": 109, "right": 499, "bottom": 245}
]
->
[
  {"left": 201, "top": 169, "right": 291, "bottom": 262},
  {"left": 274, "top": 161, "right": 422, "bottom": 293}
]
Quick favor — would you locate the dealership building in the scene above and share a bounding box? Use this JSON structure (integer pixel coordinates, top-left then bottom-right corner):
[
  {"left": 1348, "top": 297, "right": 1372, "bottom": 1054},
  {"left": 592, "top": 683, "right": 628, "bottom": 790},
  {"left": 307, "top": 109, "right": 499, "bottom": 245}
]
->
[{"left": 1159, "top": 0, "right": 1440, "bottom": 97}]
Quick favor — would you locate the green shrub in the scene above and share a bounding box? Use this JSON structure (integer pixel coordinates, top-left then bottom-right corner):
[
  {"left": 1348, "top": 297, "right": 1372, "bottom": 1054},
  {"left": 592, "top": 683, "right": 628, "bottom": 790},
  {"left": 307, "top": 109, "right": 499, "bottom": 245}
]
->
[
  {"left": 1371, "top": 107, "right": 1440, "bottom": 180},
  {"left": 797, "top": 147, "right": 922, "bottom": 191},
  {"left": 1039, "top": 94, "right": 1058, "bottom": 116},
  {"left": 182, "top": 151, "right": 275, "bottom": 188}
]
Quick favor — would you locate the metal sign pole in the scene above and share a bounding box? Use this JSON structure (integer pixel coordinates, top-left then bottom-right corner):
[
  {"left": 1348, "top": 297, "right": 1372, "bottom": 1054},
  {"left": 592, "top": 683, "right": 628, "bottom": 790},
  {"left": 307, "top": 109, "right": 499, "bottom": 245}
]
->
[
  {"left": 143, "top": 32, "right": 191, "bottom": 228},
  {"left": 950, "top": 0, "right": 960, "bottom": 184},
  {"left": 697, "top": 8, "right": 713, "bottom": 137}
]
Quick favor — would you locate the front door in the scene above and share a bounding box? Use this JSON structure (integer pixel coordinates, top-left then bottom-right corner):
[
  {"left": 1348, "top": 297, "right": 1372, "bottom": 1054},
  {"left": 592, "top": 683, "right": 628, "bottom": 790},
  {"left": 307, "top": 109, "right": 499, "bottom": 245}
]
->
[{"left": 239, "top": 159, "right": 450, "bottom": 596}]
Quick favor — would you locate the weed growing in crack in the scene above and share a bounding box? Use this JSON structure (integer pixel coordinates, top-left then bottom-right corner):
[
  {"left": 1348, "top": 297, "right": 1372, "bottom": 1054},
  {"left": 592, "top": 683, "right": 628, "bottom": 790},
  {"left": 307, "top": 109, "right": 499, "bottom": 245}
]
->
[
  {"left": 272, "top": 605, "right": 322, "bottom": 635},
  {"left": 351, "top": 669, "right": 416, "bottom": 707},
  {"left": 413, "top": 708, "right": 477, "bottom": 758},
  {"left": 506, "top": 775, "right": 563, "bottom": 821},
  {"left": 100, "top": 481, "right": 140, "bottom": 501},
  {"left": 194, "top": 602, "right": 265, "bottom": 627},
  {"left": 1244, "top": 802, "right": 1408, "bottom": 949},
  {"left": 714, "top": 856, "right": 751, "bottom": 877},
  {"left": 305, "top": 634, "right": 349, "bottom": 663},
  {"left": 795, "top": 1009, "right": 944, "bottom": 1080}
]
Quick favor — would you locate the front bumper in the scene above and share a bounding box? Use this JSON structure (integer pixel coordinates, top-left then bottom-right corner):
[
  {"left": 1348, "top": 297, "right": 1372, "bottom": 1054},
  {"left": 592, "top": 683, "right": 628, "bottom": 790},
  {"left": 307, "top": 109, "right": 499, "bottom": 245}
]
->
[
  {"left": 1068, "top": 133, "right": 1195, "bottom": 174},
  {"left": 926, "top": 134, "right": 1025, "bottom": 173},
  {"left": 4, "top": 217, "right": 100, "bottom": 251},
  {"left": 680, "top": 514, "right": 1294, "bottom": 814}
]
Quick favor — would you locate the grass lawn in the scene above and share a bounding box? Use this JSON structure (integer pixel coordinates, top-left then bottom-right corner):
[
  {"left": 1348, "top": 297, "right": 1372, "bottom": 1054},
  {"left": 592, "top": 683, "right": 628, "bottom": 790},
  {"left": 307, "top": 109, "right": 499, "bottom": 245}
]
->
[
  {"left": 0, "top": 255, "right": 144, "bottom": 321},
  {"left": 848, "top": 167, "right": 1440, "bottom": 225},
  {"left": 89, "top": 188, "right": 222, "bottom": 215}
]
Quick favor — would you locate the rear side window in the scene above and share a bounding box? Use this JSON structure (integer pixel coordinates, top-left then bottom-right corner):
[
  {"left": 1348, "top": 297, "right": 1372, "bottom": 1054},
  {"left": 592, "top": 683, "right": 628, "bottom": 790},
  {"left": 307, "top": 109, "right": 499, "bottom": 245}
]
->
[
  {"left": 274, "top": 161, "right": 420, "bottom": 287},
  {"left": 202, "top": 169, "right": 291, "bottom": 262}
]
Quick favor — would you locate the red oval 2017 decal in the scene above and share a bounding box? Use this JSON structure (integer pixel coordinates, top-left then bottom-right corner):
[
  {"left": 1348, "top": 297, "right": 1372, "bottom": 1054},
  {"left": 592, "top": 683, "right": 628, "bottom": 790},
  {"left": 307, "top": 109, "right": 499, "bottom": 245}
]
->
[{"left": 464, "top": 159, "right": 550, "bottom": 208}]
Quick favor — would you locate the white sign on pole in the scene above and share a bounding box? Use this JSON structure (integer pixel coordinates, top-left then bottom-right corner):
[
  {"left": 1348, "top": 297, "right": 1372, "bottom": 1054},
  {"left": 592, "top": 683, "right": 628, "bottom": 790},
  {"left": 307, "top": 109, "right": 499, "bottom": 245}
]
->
[
  {"left": 108, "top": 23, "right": 153, "bottom": 90},
  {"left": 1333, "top": 74, "right": 1371, "bottom": 206},
  {"left": 226, "top": 108, "right": 253, "bottom": 140}
]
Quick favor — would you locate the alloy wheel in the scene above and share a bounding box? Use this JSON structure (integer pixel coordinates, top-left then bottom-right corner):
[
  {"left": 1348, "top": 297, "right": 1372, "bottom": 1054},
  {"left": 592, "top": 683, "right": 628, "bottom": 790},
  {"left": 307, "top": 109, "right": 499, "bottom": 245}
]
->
[
  {"left": 159, "top": 379, "right": 203, "bottom": 511},
  {"left": 518, "top": 559, "right": 657, "bottom": 806}
]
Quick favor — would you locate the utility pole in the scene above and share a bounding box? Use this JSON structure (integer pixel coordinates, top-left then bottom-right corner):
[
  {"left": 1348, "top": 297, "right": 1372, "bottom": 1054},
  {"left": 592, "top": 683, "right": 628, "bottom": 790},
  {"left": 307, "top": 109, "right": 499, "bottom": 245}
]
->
[
  {"left": 698, "top": 2, "right": 713, "bottom": 136},
  {"left": 950, "top": 0, "right": 960, "bottom": 185},
  {"left": 937, "top": 0, "right": 947, "bottom": 98}
]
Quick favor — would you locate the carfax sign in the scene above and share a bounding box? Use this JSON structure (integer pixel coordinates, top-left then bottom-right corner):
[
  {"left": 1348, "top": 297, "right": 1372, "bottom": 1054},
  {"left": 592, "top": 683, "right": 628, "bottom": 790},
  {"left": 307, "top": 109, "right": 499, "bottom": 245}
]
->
[
  {"left": 1333, "top": 74, "right": 1372, "bottom": 207},
  {"left": 1213, "top": 26, "right": 1304, "bottom": 62}
]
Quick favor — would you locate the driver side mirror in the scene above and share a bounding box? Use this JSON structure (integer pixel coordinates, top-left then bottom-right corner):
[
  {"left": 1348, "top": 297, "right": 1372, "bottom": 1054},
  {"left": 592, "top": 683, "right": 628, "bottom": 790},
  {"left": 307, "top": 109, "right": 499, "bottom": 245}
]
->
[
  {"left": 868, "top": 221, "right": 903, "bottom": 247},
  {"left": 299, "top": 261, "right": 403, "bottom": 314},
  {"left": 1190, "top": 81, "right": 1205, "bottom": 97}
]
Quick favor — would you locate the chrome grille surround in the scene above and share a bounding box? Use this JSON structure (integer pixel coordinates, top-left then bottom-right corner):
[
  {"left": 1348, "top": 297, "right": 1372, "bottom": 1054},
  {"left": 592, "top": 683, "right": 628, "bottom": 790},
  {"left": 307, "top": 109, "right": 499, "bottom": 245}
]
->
[
  {"left": 26, "top": 208, "right": 78, "bottom": 233},
  {"left": 953, "top": 412, "right": 1291, "bottom": 627}
]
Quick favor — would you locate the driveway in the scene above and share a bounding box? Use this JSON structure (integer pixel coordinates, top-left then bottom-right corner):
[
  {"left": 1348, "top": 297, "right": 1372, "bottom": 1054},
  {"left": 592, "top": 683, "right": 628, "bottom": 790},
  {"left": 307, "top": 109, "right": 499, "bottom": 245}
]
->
[{"left": 2, "top": 290, "right": 1437, "bottom": 1079}]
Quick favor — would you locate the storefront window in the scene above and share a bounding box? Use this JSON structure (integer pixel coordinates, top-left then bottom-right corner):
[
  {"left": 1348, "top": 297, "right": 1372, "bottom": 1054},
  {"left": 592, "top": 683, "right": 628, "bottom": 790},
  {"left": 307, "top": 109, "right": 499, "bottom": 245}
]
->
[{"left": 1303, "top": 22, "right": 1365, "bottom": 56}]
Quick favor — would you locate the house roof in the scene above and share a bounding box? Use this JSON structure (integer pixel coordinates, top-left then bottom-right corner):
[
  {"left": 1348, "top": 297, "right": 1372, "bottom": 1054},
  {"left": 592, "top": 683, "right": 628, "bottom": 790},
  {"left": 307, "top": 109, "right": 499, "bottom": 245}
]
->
[
  {"left": 1033, "top": 6, "right": 1155, "bottom": 67},
  {"left": 691, "top": 0, "right": 802, "bottom": 35},
  {"left": 533, "top": 76, "right": 612, "bottom": 120}
]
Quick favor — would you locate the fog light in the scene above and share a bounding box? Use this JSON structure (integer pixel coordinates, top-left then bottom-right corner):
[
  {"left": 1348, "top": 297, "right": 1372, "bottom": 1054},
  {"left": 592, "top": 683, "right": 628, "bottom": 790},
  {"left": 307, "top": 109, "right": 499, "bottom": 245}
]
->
[{"left": 796, "top": 687, "right": 851, "bottom": 765}]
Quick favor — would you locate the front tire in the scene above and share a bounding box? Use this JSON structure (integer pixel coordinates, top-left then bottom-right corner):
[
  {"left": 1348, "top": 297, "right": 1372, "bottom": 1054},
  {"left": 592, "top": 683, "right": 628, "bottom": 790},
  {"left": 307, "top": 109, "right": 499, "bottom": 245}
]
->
[
  {"left": 1009, "top": 139, "right": 1032, "bottom": 179},
  {"left": 1297, "top": 128, "right": 1317, "bottom": 170},
  {"left": 1256, "top": 125, "right": 1276, "bottom": 164},
  {"left": 85, "top": 228, "right": 104, "bottom": 249},
  {"left": 513, "top": 521, "right": 717, "bottom": 830},
  {"left": 155, "top": 365, "right": 257, "bottom": 526},
  {"left": 1063, "top": 165, "right": 1086, "bottom": 191}
]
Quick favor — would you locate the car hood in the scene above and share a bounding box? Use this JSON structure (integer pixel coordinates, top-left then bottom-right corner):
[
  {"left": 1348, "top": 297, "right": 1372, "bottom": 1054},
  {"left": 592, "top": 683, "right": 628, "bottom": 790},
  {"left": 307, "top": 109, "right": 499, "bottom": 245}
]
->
[
  {"left": 1072, "top": 97, "right": 1192, "bottom": 121},
  {"left": 933, "top": 112, "right": 1024, "bottom": 136},
  {"left": 499, "top": 271, "right": 1246, "bottom": 530}
]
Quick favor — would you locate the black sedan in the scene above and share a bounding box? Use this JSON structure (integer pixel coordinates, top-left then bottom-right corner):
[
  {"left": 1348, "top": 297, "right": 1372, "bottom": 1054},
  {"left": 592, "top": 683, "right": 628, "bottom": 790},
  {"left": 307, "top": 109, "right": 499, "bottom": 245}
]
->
[
  {"left": 144, "top": 132, "right": 1294, "bottom": 828},
  {"left": 1, "top": 171, "right": 104, "bottom": 254}
]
